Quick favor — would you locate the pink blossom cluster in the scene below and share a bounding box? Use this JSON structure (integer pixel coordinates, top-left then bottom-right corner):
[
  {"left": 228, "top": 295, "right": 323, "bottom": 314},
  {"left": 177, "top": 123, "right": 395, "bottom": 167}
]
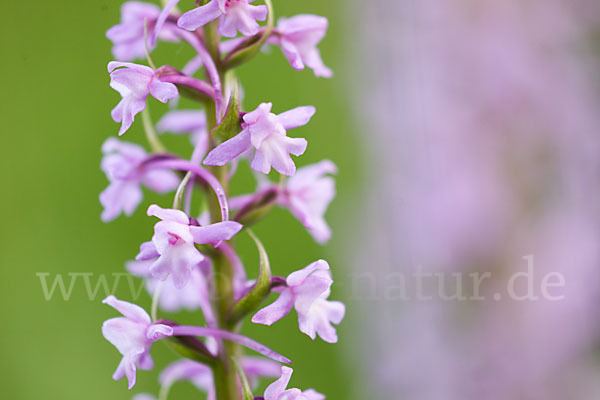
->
[
  {"left": 355, "top": 0, "right": 600, "bottom": 399},
  {"left": 99, "top": 1, "right": 343, "bottom": 399}
]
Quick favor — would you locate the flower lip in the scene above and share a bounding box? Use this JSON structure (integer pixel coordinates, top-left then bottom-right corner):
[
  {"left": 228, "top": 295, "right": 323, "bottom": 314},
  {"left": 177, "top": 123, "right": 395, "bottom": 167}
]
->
[
  {"left": 101, "top": 296, "right": 175, "bottom": 389},
  {"left": 224, "top": 0, "right": 242, "bottom": 8},
  {"left": 167, "top": 232, "right": 183, "bottom": 245}
]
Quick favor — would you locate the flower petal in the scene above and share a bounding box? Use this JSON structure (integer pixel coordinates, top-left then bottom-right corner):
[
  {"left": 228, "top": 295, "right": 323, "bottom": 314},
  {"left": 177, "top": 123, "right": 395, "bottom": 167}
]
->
[
  {"left": 101, "top": 136, "right": 147, "bottom": 157},
  {"left": 126, "top": 259, "right": 153, "bottom": 277},
  {"left": 249, "top": 3, "right": 268, "bottom": 21},
  {"left": 303, "top": 389, "right": 326, "bottom": 400},
  {"left": 100, "top": 181, "right": 143, "bottom": 222},
  {"left": 305, "top": 216, "right": 331, "bottom": 244},
  {"left": 108, "top": 61, "right": 154, "bottom": 75},
  {"left": 142, "top": 168, "right": 180, "bottom": 193},
  {"left": 137, "top": 351, "right": 154, "bottom": 370},
  {"left": 279, "top": 39, "right": 304, "bottom": 70},
  {"left": 151, "top": 0, "right": 180, "bottom": 46},
  {"left": 147, "top": 204, "right": 190, "bottom": 224},
  {"left": 302, "top": 47, "right": 333, "bottom": 78},
  {"left": 152, "top": 220, "right": 195, "bottom": 254},
  {"left": 149, "top": 80, "right": 178, "bottom": 103},
  {"left": 102, "top": 317, "right": 147, "bottom": 356},
  {"left": 182, "top": 54, "right": 205, "bottom": 76},
  {"left": 103, "top": 295, "right": 151, "bottom": 324},
  {"left": 150, "top": 244, "right": 204, "bottom": 289},
  {"left": 160, "top": 359, "right": 213, "bottom": 391},
  {"left": 189, "top": 221, "right": 243, "bottom": 245},
  {"left": 133, "top": 394, "right": 157, "bottom": 400},
  {"left": 178, "top": 0, "right": 223, "bottom": 31},
  {"left": 286, "top": 260, "right": 330, "bottom": 287},
  {"left": 292, "top": 273, "right": 332, "bottom": 316},
  {"left": 252, "top": 135, "right": 307, "bottom": 176},
  {"left": 276, "top": 106, "right": 316, "bottom": 130},
  {"left": 219, "top": 4, "right": 267, "bottom": 37},
  {"left": 146, "top": 323, "right": 174, "bottom": 341},
  {"left": 203, "top": 129, "right": 252, "bottom": 166},
  {"left": 111, "top": 352, "right": 141, "bottom": 389},
  {"left": 287, "top": 160, "right": 337, "bottom": 190},
  {"left": 136, "top": 241, "right": 160, "bottom": 261},
  {"left": 157, "top": 110, "right": 207, "bottom": 135},
  {"left": 243, "top": 102, "right": 272, "bottom": 125},
  {"left": 264, "top": 366, "right": 293, "bottom": 400},
  {"left": 242, "top": 356, "right": 281, "bottom": 380},
  {"left": 252, "top": 288, "right": 294, "bottom": 326},
  {"left": 298, "top": 298, "right": 345, "bottom": 343}
]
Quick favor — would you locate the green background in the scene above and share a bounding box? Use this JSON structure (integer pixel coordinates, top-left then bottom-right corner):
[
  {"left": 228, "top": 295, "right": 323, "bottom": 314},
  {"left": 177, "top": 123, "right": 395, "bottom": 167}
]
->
[{"left": 0, "top": 1, "right": 362, "bottom": 399}]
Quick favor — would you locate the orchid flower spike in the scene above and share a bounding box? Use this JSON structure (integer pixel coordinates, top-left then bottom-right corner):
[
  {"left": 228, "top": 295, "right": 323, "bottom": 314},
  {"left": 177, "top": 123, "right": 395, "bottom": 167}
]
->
[
  {"left": 264, "top": 367, "right": 325, "bottom": 400},
  {"left": 278, "top": 160, "right": 337, "bottom": 243},
  {"left": 106, "top": 1, "right": 179, "bottom": 62},
  {"left": 270, "top": 15, "right": 333, "bottom": 78},
  {"left": 100, "top": 138, "right": 179, "bottom": 222},
  {"left": 102, "top": 295, "right": 174, "bottom": 389},
  {"left": 178, "top": 0, "right": 268, "bottom": 38},
  {"left": 143, "top": 204, "right": 242, "bottom": 288},
  {"left": 100, "top": 1, "right": 343, "bottom": 397},
  {"left": 252, "top": 260, "right": 345, "bottom": 343},
  {"left": 204, "top": 103, "right": 314, "bottom": 176},
  {"left": 108, "top": 62, "right": 178, "bottom": 135}
]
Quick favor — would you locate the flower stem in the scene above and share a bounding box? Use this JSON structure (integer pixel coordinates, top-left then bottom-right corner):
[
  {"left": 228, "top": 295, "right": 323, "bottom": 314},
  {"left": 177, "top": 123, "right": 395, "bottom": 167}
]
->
[
  {"left": 171, "top": 326, "right": 289, "bottom": 363},
  {"left": 142, "top": 108, "right": 167, "bottom": 153},
  {"left": 146, "top": 157, "right": 229, "bottom": 221},
  {"left": 158, "top": 382, "right": 172, "bottom": 400},
  {"left": 173, "top": 172, "right": 192, "bottom": 210},
  {"left": 151, "top": 280, "right": 164, "bottom": 322},
  {"left": 204, "top": 95, "right": 239, "bottom": 400}
]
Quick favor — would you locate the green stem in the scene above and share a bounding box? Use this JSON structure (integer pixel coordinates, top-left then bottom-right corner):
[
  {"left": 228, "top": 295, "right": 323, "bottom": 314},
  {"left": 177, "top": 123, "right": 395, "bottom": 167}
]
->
[
  {"left": 159, "top": 382, "right": 172, "bottom": 400},
  {"left": 202, "top": 0, "right": 221, "bottom": 64},
  {"left": 142, "top": 108, "right": 167, "bottom": 153},
  {"left": 151, "top": 280, "right": 164, "bottom": 322},
  {"left": 204, "top": 95, "right": 239, "bottom": 400},
  {"left": 143, "top": 19, "right": 157, "bottom": 70},
  {"left": 212, "top": 250, "right": 240, "bottom": 400},
  {"left": 233, "top": 357, "right": 255, "bottom": 400},
  {"left": 173, "top": 172, "right": 192, "bottom": 210}
]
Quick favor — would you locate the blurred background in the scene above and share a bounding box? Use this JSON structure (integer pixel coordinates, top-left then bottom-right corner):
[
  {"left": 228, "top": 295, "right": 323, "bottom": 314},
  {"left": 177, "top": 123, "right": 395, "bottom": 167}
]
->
[{"left": 2, "top": 0, "right": 600, "bottom": 399}]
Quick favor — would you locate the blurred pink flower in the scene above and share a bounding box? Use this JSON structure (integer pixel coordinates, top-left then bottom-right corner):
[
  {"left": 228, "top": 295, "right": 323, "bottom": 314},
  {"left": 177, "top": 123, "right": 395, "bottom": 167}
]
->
[
  {"left": 100, "top": 138, "right": 179, "bottom": 222},
  {"left": 106, "top": 1, "right": 179, "bottom": 61},
  {"left": 278, "top": 160, "right": 337, "bottom": 243},
  {"left": 157, "top": 110, "right": 208, "bottom": 147},
  {"left": 352, "top": 0, "right": 600, "bottom": 399},
  {"left": 269, "top": 15, "right": 332, "bottom": 78}
]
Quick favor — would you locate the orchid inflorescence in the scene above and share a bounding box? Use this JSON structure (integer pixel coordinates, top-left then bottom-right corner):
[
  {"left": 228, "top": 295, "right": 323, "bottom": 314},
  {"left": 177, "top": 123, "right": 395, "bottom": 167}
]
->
[{"left": 100, "top": 1, "right": 344, "bottom": 399}]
